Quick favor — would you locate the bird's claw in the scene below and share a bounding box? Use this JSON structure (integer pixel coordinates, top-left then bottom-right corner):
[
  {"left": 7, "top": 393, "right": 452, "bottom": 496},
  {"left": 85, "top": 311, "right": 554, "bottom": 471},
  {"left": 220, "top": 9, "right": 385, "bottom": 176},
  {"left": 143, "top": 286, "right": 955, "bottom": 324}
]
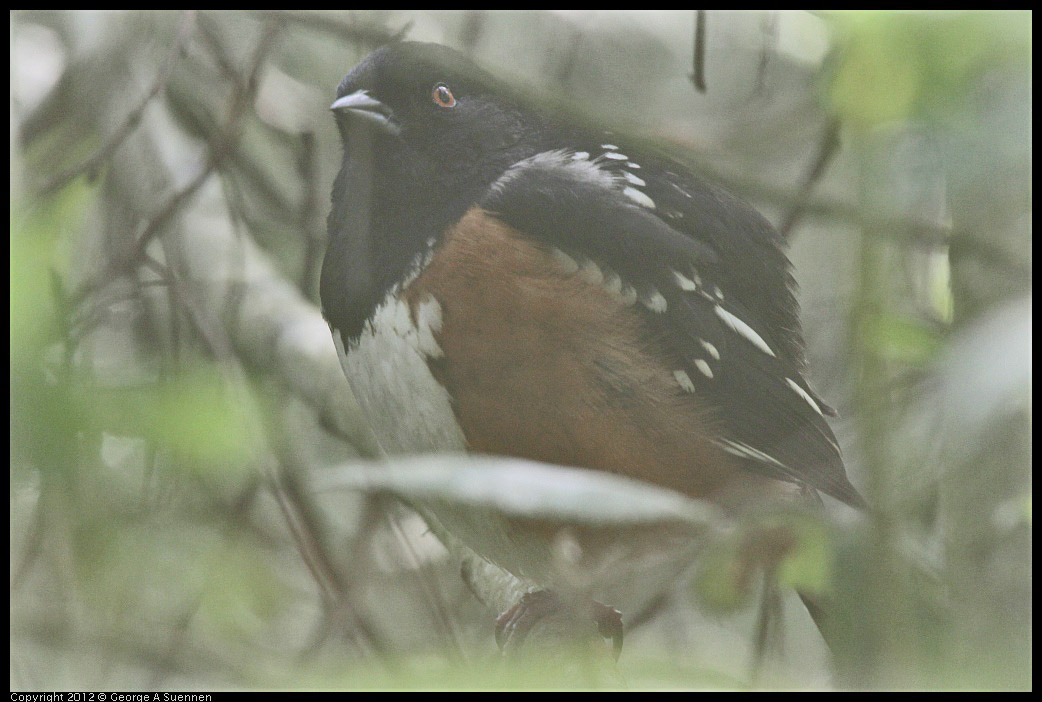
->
[{"left": 494, "top": 590, "right": 624, "bottom": 659}]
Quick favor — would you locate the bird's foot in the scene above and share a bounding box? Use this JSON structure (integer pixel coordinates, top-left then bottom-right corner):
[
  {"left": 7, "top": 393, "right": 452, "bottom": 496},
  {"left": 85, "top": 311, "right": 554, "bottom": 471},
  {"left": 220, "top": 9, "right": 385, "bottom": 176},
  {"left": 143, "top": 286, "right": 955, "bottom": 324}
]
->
[
  {"left": 495, "top": 590, "right": 624, "bottom": 659},
  {"left": 592, "top": 600, "right": 624, "bottom": 660}
]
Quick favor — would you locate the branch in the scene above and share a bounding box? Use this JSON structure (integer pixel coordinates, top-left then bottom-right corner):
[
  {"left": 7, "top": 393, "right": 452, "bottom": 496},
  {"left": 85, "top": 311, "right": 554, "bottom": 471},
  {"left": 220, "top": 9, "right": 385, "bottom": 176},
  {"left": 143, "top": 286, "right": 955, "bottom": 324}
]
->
[
  {"left": 778, "top": 117, "right": 842, "bottom": 240},
  {"left": 690, "top": 10, "right": 708, "bottom": 92},
  {"left": 36, "top": 11, "right": 199, "bottom": 197},
  {"left": 247, "top": 10, "right": 408, "bottom": 47},
  {"left": 67, "top": 17, "right": 284, "bottom": 310},
  {"left": 56, "top": 16, "right": 379, "bottom": 456},
  {"left": 687, "top": 157, "right": 1031, "bottom": 281}
]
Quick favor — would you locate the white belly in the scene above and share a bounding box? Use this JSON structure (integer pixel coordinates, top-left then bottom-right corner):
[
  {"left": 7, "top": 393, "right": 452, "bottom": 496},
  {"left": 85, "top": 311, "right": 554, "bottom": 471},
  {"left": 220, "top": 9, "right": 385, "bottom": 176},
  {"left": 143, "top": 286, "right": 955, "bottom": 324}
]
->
[
  {"left": 334, "top": 289, "right": 557, "bottom": 582},
  {"left": 334, "top": 290, "right": 467, "bottom": 455}
]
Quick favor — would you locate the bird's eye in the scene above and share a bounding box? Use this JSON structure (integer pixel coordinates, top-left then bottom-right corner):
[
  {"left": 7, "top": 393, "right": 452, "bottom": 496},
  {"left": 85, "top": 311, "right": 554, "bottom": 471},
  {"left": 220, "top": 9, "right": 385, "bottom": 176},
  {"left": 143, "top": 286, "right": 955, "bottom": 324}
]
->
[{"left": 432, "top": 83, "right": 457, "bottom": 108}]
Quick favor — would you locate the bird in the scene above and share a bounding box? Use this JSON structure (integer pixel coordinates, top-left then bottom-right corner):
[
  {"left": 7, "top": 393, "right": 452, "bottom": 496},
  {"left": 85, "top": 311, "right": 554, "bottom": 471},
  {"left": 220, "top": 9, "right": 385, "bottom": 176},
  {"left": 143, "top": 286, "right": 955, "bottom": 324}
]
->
[{"left": 321, "top": 41, "right": 864, "bottom": 654}]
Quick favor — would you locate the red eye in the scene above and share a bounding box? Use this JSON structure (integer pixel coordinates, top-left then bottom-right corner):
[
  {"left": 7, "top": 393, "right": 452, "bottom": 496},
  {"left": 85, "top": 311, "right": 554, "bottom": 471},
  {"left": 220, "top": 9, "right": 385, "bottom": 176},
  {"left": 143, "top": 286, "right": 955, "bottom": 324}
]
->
[{"left": 432, "top": 83, "right": 457, "bottom": 108}]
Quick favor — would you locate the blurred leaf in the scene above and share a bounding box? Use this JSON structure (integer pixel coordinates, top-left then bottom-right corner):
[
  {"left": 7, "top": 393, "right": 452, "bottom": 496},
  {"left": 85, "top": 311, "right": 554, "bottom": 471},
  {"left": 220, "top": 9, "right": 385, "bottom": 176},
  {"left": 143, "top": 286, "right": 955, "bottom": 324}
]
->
[
  {"left": 198, "top": 539, "right": 290, "bottom": 640},
  {"left": 10, "top": 179, "right": 94, "bottom": 361},
  {"left": 153, "top": 371, "right": 258, "bottom": 466},
  {"left": 991, "top": 492, "right": 1032, "bottom": 533},
  {"left": 692, "top": 536, "right": 756, "bottom": 614},
  {"left": 693, "top": 510, "right": 834, "bottom": 612},
  {"left": 318, "top": 455, "right": 723, "bottom": 528},
  {"left": 90, "top": 367, "right": 258, "bottom": 469},
  {"left": 824, "top": 11, "right": 1031, "bottom": 130},
  {"left": 826, "top": 13, "right": 921, "bottom": 129},
  {"left": 926, "top": 249, "right": 954, "bottom": 324},
  {"left": 11, "top": 182, "right": 97, "bottom": 477},
  {"left": 863, "top": 312, "right": 943, "bottom": 365},
  {"left": 772, "top": 514, "right": 832, "bottom": 596},
  {"left": 827, "top": 523, "right": 955, "bottom": 688}
]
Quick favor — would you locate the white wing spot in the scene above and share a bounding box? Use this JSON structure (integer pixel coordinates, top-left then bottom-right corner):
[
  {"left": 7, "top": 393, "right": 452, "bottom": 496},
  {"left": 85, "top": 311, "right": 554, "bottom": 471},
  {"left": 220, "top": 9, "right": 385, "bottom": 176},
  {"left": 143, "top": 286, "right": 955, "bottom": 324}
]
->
[
  {"left": 623, "top": 186, "right": 656, "bottom": 209},
  {"left": 601, "top": 271, "right": 623, "bottom": 296},
  {"left": 619, "top": 285, "right": 638, "bottom": 306},
  {"left": 698, "top": 339, "right": 720, "bottom": 360},
  {"left": 786, "top": 378, "right": 823, "bottom": 416},
  {"left": 578, "top": 259, "right": 604, "bottom": 286},
  {"left": 603, "top": 151, "right": 629, "bottom": 161},
  {"left": 550, "top": 247, "right": 579, "bottom": 274},
  {"left": 601, "top": 144, "right": 619, "bottom": 150},
  {"left": 674, "top": 370, "right": 695, "bottom": 393},
  {"left": 493, "top": 150, "right": 617, "bottom": 194},
  {"left": 643, "top": 289, "right": 668, "bottom": 313},
  {"left": 626, "top": 162, "right": 641, "bottom": 169},
  {"left": 672, "top": 182, "right": 693, "bottom": 198},
  {"left": 714, "top": 305, "right": 776, "bottom": 357},
  {"left": 693, "top": 359, "right": 714, "bottom": 379},
  {"left": 718, "top": 440, "right": 789, "bottom": 471},
  {"left": 712, "top": 285, "right": 724, "bottom": 301},
  {"left": 623, "top": 171, "right": 646, "bottom": 187},
  {"left": 673, "top": 270, "right": 698, "bottom": 291},
  {"left": 572, "top": 151, "right": 590, "bottom": 160}
]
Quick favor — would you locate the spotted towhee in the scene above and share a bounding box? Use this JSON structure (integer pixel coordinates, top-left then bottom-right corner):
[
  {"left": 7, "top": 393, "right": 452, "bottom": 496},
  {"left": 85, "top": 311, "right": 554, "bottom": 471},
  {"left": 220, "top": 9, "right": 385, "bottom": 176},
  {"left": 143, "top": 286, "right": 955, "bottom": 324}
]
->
[{"left": 322, "top": 41, "right": 864, "bottom": 648}]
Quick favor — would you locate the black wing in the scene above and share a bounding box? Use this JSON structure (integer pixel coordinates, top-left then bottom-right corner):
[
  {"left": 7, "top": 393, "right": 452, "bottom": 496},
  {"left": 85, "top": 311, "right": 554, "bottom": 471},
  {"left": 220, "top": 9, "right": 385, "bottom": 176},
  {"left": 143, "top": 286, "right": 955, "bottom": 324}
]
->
[{"left": 480, "top": 148, "right": 864, "bottom": 508}]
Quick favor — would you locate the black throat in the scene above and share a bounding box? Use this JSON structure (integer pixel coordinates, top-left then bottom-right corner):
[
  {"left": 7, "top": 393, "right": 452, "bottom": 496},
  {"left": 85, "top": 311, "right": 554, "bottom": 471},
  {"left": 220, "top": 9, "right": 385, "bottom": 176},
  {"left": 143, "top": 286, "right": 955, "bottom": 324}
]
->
[
  {"left": 322, "top": 126, "right": 468, "bottom": 344},
  {"left": 321, "top": 117, "right": 549, "bottom": 344}
]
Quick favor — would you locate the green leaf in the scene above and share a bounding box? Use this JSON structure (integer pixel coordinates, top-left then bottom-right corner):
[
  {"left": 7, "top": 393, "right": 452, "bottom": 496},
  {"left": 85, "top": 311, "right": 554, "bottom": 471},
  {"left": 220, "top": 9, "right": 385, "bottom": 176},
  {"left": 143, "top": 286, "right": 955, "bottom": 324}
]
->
[
  {"left": 823, "top": 11, "right": 1032, "bottom": 131},
  {"left": 90, "top": 367, "right": 258, "bottom": 469},
  {"left": 153, "top": 370, "right": 258, "bottom": 465},
  {"left": 692, "top": 536, "right": 755, "bottom": 613},
  {"left": 773, "top": 514, "right": 833, "bottom": 596},
  {"left": 691, "top": 510, "right": 835, "bottom": 611},
  {"left": 864, "top": 312, "right": 943, "bottom": 365},
  {"left": 10, "top": 180, "right": 94, "bottom": 363}
]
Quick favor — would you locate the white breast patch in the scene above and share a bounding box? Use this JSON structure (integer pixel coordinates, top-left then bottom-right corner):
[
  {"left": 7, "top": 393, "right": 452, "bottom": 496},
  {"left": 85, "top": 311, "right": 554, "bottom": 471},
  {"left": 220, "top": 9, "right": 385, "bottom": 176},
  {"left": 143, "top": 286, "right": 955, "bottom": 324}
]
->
[{"left": 335, "top": 290, "right": 466, "bottom": 455}]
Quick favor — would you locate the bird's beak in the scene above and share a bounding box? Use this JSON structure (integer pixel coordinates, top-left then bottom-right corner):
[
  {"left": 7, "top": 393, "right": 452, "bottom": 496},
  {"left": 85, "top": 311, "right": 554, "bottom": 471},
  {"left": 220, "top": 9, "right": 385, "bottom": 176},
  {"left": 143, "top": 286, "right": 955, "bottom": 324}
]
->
[{"left": 330, "top": 90, "right": 400, "bottom": 135}]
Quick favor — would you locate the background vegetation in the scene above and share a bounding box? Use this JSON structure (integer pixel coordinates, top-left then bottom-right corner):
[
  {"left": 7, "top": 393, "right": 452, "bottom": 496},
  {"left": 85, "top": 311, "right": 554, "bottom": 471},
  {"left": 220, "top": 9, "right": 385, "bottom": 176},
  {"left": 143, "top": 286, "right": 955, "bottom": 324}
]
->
[{"left": 10, "top": 10, "right": 1031, "bottom": 690}]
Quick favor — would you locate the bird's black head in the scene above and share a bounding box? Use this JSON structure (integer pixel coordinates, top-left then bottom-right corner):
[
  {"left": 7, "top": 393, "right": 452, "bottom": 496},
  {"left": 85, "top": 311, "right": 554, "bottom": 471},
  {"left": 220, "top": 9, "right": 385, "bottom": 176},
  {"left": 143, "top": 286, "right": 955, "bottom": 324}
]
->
[
  {"left": 331, "top": 42, "right": 545, "bottom": 163},
  {"left": 323, "top": 42, "right": 550, "bottom": 340}
]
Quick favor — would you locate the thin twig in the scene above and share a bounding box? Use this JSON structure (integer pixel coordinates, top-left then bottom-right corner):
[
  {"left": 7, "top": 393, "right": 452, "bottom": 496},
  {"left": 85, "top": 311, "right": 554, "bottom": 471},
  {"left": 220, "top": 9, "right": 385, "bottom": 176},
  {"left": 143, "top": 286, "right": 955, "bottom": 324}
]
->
[
  {"left": 272, "top": 464, "right": 399, "bottom": 665},
  {"left": 384, "top": 507, "right": 467, "bottom": 661},
  {"left": 778, "top": 117, "right": 842, "bottom": 240},
  {"left": 690, "top": 11, "right": 708, "bottom": 92},
  {"left": 148, "top": 594, "right": 204, "bottom": 689},
  {"left": 680, "top": 156, "right": 1031, "bottom": 281},
  {"left": 297, "top": 131, "right": 324, "bottom": 295},
  {"left": 550, "top": 26, "right": 585, "bottom": 86},
  {"left": 154, "top": 241, "right": 185, "bottom": 371},
  {"left": 10, "top": 498, "right": 45, "bottom": 591},
  {"left": 749, "top": 571, "right": 781, "bottom": 685},
  {"left": 460, "top": 10, "right": 489, "bottom": 56},
  {"left": 753, "top": 12, "right": 779, "bottom": 98},
  {"left": 247, "top": 10, "right": 407, "bottom": 47},
  {"left": 67, "top": 18, "right": 284, "bottom": 311},
  {"left": 37, "top": 11, "right": 198, "bottom": 197}
]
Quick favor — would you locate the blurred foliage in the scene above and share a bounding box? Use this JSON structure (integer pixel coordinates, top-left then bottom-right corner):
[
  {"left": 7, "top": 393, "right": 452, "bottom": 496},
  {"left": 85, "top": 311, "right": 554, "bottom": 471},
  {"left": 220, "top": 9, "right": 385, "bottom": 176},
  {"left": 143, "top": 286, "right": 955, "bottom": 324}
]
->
[
  {"left": 694, "top": 509, "right": 834, "bottom": 614},
  {"left": 826, "top": 11, "right": 1031, "bottom": 131},
  {"left": 10, "top": 10, "right": 1031, "bottom": 691}
]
